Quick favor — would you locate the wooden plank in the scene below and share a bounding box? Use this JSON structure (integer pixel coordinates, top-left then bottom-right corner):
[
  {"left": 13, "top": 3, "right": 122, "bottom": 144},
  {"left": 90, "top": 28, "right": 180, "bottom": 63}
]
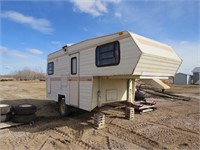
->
[
  {"left": 138, "top": 105, "right": 156, "bottom": 110},
  {"left": 142, "top": 109, "right": 153, "bottom": 113},
  {"left": 0, "top": 122, "right": 23, "bottom": 129}
]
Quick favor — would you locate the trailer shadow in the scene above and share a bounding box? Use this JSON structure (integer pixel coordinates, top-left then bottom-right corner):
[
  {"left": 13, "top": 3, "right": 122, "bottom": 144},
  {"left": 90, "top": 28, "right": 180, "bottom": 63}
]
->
[
  {"left": 0, "top": 99, "right": 139, "bottom": 134},
  {"left": 0, "top": 98, "right": 59, "bottom": 117},
  {"left": 0, "top": 98, "right": 95, "bottom": 133}
]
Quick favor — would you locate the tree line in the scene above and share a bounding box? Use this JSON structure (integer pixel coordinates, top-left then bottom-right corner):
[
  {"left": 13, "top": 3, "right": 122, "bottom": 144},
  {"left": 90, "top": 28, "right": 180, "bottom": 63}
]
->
[{"left": 10, "top": 68, "right": 46, "bottom": 81}]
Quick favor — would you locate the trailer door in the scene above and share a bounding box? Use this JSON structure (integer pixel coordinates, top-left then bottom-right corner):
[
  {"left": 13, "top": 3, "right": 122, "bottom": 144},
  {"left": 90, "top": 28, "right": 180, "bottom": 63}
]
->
[{"left": 69, "top": 53, "right": 79, "bottom": 107}]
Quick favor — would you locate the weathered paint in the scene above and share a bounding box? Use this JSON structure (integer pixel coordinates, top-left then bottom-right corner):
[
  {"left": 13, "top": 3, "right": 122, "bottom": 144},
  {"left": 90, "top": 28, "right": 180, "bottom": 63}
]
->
[{"left": 46, "top": 31, "right": 181, "bottom": 111}]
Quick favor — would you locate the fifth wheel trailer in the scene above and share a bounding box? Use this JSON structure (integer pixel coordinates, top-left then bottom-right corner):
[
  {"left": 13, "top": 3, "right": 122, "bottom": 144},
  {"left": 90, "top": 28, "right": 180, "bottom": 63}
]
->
[{"left": 46, "top": 31, "right": 182, "bottom": 116}]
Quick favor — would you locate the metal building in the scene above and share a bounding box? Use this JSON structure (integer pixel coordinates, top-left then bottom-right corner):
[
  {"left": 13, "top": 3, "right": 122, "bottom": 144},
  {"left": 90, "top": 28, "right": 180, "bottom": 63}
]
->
[
  {"left": 192, "top": 67, "right": 200, "bottom": 84},
  {"left": 173, "top": 73, "right": 191, "bottom": 85}
]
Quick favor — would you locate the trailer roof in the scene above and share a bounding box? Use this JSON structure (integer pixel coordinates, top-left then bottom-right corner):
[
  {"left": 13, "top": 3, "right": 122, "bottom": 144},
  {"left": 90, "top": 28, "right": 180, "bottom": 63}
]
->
[
  {"left": 129, "top": 32, "right": 181, "bottom": 61},
  {"left": 48, "top": 31, "right": 181, "bottom": 63}
]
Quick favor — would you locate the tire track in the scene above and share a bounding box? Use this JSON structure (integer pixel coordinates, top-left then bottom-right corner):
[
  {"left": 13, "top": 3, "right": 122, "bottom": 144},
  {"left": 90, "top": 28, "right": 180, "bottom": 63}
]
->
[
  {"left": 106, "top": 124, "right": 161, "bottom": 150},
  {"left": 149, "top": 120, "right": 200, "bottom": 136},
  {"left": 50, "top": 128, "right": 99, "bottom": 150},
  {"left": 25, "top": 133, "right": 49, "bottom": 150},
  {"left": 105, "top": 136, "right": 112, "bottom": 150}
]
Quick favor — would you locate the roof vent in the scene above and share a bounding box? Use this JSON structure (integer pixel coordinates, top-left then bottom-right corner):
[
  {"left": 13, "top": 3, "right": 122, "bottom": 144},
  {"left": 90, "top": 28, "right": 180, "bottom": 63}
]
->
[{"left": 62, "top": 45, "right": 68, "bottom": 52}]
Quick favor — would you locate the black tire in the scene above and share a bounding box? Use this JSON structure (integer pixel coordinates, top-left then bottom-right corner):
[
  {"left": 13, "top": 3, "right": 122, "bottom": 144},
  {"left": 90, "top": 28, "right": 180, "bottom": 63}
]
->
[
  {"left": 0, "top": 104, "right": 13, "bottom": 115},
  {"left": 0, "top": 114, "right": 11, "bottom": 122},
  {"left": 58, "top": 100, "right": 70, "bottom": 117},
  {"left": 14, "top": 104, "right": 37, "bottom": 115},
  {"left": 12, "top": 114, "right": 36, "bottom": 123}
]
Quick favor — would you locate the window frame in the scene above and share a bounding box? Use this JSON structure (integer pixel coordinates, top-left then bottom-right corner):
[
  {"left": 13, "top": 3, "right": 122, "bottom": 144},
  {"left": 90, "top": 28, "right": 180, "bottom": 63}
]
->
[
  {"left": 47, "top": 62, "right": 54, "bottom": 75},
  {"left": 71, "top": 57, "right": 77, "bottom": 75},
  {"left": 95, "top": 41, "right": 120, "bottom": 67}
]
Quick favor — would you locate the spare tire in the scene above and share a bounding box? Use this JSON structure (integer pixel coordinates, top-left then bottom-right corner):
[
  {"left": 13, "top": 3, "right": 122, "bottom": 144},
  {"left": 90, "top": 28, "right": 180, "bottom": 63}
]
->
[
  {"left": 0, "top": 114, "right": 11, "bottom": 122},
  {"left": 0, "top": 104, "right": 13, "bottom": 115},
  {"left": 12, "top": 114, "right": 36, "bottom": 123},
  {"left": 14, "top": 104, "right": 37, "bottom": 115}
]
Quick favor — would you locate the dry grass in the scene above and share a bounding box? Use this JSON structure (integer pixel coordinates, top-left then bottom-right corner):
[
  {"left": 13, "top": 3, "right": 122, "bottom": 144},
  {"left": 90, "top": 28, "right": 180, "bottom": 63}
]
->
[{"left": 166, "top": 84, "right": 200, "bottom": 94}]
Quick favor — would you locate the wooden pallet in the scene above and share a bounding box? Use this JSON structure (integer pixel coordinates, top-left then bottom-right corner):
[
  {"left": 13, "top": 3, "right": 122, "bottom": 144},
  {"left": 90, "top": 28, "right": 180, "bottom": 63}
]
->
[{"left": 0, "top": 122, "right": 23, "bottom": 129}]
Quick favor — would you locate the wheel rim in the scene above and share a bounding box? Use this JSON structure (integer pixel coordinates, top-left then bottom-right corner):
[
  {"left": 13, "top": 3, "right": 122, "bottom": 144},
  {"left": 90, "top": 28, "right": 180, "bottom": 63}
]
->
[
  {"left": 60, "top": 103, "right": 65, "bottom": 114},
  {"left": 20, "top": 104, "right": 32, "bottom": 107},
  {"left": 0, "top": 104, "right": 9, "bottom": 107}
]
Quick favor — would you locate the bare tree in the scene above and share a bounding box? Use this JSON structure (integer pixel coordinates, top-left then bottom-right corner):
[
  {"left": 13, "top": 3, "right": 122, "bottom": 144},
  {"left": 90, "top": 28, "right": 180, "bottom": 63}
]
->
[{"left": 10, "top": 68, "right": 46, "bottom": 81}]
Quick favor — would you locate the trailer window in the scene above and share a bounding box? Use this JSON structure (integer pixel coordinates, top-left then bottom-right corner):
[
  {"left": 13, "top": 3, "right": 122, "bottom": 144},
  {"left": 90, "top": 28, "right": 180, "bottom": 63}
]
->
[
  {"left": 47, "top": 62, "right": 54, "bottom": 75},
  {"left": 96, "top": 41, "right": 120, "bottom": 67},
  {"left": 71, "top": 57, "right": 77, "bottom": 75}
]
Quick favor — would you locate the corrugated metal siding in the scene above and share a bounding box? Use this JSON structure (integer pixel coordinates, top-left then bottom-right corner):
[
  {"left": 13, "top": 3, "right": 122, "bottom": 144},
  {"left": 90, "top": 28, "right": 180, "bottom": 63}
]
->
[
  {"left": 80, "top": 37, "right": 141, "bottom": 76},
  {"left": 130, "top": 32, "right": 181, "bottom": 61},
  {"left": 54, "top": 56, "right": 69, "bottom": 75},
  {"left": 79, "top": 81, "right": 93, "bottom": 111},
  {"left": 48, "top": 49, "right": 66, "bottom": 60},
  {"left": 47, "top": 54, "right": 70, "bottom": 103},
  {"left": 99, "top": 79, "right": 127, "bottom": 104},
  {"left": 133, "top": 54, "right": 181, "bottom": 76},
  {"left": 174, "top": 74, "right": 188, "bottom": 85},
  {"left": 68, "top": 31, "right": 130, "bottom": 54},
  {"left": 193, "top": 73, "right": 200, "bottom": 84},
  {"left": 91, "top": 77, "right": 98, "bottom": 110}
]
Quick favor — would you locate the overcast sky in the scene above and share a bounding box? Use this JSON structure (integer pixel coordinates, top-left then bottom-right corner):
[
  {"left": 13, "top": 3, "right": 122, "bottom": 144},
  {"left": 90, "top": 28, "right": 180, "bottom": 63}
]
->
[{"left": 0, "top": 0, "right": 199, "bottom": 74}]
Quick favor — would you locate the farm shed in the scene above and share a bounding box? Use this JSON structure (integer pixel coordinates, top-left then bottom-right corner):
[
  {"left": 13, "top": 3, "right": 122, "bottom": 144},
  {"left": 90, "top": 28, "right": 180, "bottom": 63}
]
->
[
  {"left": 192, "top": 67, "right": 200, "bottom": 84},
  {"left": 173, "top": 73, "right": 191, "bottom": 85}
]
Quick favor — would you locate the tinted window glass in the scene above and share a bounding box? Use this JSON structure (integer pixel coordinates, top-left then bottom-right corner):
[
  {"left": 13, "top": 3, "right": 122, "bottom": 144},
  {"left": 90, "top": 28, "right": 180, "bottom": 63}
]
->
[
  {"left": 47, "top": 62, "right": 54, "bottom": 75},
  {"left": 71, "top": 57, "right": 77, "bottom": 75},
  {"left": 96, "top": 41, "right": 120, "bottom": 67}
]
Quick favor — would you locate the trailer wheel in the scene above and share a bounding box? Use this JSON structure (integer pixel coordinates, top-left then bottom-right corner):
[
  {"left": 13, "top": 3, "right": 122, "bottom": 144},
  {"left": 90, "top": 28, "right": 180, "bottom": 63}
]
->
[
  {"left": 0, "top": 114, "right": 11, "bottom": 122},
  {"left": 12, "top": 114, "right": 36, "bottom": 123},
  {"left": 14, "top": 104, "right": 37, "bottom": 115},
  {"left": 59, "top": 100, "right": 70, "bottom": 117},
  {"left": 0, "top": 104, "right": 13, "bottom": 115}
]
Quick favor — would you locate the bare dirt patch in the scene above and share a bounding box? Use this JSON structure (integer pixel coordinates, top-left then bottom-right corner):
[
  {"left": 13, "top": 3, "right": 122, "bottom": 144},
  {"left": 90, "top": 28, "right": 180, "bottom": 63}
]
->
[{"left": 0, "top": 81, "right": 199, "bottom": 150}]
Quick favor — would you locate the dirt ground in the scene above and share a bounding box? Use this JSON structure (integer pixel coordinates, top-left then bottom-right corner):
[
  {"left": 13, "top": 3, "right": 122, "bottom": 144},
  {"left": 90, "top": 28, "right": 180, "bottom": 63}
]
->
[{"left": 0, "top": 81, "right": 199, "bottom": 150}]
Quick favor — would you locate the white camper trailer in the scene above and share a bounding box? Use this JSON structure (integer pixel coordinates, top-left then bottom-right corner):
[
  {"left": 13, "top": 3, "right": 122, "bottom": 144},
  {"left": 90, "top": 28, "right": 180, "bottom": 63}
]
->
[{"left": 46, "top": 31, "right": 181, "bottom": 117}]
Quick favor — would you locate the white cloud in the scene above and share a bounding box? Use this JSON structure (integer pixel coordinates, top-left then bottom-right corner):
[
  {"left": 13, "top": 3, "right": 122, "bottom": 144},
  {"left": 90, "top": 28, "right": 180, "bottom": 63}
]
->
[
  {"left": 180, "top": 41, "right": 189, "bottom": 45},
  {"left": 4, "top": 66, "right": 12, "bottom": 70},
  {"left": 27, "top": 48, "right": 43, "bottom": 55},
  {"left": 67, "top": 43, "right": 74, "bottom": 46},
  {"left": 51, "top": 41, "right": 61, "bottom": 45},
  {"left": 107, "top": 0, "right": 121, "bottom": 3},
  {"left": 70, "top": 0, "right": 121, "bottom": 17},
  {"left": 108, "top": 1, "right": 197, "bottom": 38},
  {"left": 51, "top": 41, "right": 74, "bottom": 48},
  {"left": 0, "top": 46, "right": 28, "bottom": 58},
  {"left": 114, "top": 12, "right": 122, "bottom": 18},
  {"left": 0, "top": 46, "right": 46, "bottom": 74},
  {"left": 51, "top": 41, "right": 63, "bottom": 48},
  {"left": 0, "top": 11, "right": 53, "bottom": 34}
]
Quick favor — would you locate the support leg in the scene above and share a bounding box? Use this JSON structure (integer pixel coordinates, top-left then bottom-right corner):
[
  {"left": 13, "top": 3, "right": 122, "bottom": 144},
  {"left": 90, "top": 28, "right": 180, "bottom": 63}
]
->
[
  {"left": 125, "top": 79, "right": 136, "bottom": 120},
  {"left": 94, "top": 107, "right": 105, "bottom": 129}
]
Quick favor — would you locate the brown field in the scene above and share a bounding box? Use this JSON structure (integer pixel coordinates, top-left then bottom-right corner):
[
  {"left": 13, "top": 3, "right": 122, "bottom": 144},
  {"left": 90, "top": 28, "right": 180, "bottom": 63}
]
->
[{"left": 0, "top": 81, "right": 199, "bottom": 150}]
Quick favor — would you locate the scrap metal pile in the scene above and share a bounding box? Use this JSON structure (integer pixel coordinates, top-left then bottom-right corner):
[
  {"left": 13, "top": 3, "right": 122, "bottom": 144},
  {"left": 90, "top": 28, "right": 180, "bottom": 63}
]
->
[{"left": 134, "top": 86, "right": 156, "bottom": 113}]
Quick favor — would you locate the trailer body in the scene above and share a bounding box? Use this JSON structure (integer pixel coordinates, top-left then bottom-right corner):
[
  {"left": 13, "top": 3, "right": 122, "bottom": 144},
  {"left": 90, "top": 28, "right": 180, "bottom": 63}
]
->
[{"left": 46, "top": 31, "right": 181, "bottom": 111}]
